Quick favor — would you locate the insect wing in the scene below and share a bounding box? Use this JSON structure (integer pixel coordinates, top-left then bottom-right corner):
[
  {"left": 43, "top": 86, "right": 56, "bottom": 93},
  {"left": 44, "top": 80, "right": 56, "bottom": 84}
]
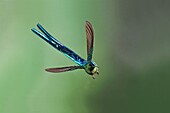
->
[
  {"left": 45, "top": 66, "right": 83, "bottom": 73},
  {"left": 32, "top": 24, "right": 86, "bottom": 66},
  {"left": 85, "top": 21, "right": 94, "bottom": 61}
]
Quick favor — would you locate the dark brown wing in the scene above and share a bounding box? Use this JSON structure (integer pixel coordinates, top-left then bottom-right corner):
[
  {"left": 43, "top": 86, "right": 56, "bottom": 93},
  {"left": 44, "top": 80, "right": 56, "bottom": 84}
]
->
[
  {"left": 86, "top": 21, "right": 94, "bottom": 61},
  {"left": 45, "top": 66, "right": 83, "bottom": 73}
]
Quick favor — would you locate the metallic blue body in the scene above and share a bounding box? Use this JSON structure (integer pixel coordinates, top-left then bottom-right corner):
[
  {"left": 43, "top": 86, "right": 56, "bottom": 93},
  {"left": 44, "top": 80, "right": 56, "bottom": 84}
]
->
[{"left": 31, "top": 24, "right": 87, "bottom": 66}]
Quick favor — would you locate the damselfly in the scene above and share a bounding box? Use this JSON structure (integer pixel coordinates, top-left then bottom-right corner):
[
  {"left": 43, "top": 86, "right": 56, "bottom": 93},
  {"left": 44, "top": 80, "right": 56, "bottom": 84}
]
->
[{"left": 31, "top": 21, "right": 99, "bottom": 79}]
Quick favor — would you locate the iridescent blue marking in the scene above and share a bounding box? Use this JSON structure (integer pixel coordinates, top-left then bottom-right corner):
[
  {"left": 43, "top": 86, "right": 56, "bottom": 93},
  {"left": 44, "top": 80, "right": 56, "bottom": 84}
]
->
[{"left": 31, "top": 24, "right": 87, "bottom": 66}]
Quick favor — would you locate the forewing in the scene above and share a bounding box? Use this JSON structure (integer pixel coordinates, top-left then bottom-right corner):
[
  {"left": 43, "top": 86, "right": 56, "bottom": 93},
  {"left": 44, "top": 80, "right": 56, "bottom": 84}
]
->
[
  {"left": 32, "top": 24, "right": 86, "bottom": 66},
  {"left": 86, "top": 21, "right": 94, "bottom": 61},
  {"left": 45, "top": 66, "right": 83, "bottom": 73},
  {"left": 31, "top": 28, "right": 49, "bottom": 42}
]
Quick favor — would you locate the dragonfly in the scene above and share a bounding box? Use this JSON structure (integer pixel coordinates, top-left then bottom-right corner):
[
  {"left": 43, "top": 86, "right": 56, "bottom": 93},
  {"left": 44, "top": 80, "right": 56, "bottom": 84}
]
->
[{"left": 31, "top": 21, "right": 99, "bottom": 79}]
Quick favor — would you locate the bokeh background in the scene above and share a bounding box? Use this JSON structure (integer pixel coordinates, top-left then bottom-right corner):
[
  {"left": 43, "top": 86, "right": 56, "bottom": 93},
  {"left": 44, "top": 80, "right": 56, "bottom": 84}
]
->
[{"left": 0, "top": 0, "right": 170, "bottom": 113}]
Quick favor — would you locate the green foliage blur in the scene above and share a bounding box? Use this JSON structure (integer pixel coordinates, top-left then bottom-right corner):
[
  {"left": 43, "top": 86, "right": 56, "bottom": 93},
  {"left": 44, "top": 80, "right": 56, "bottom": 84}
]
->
[{"left": 0, "top": 0, "right": 170, "bottom": 113}]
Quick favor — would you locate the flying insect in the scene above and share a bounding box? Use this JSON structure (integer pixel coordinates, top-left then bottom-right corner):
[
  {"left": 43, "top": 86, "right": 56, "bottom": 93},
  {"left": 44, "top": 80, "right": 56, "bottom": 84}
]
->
[{"left": 31, "top": 21, "right": 98, "bottom": 79}]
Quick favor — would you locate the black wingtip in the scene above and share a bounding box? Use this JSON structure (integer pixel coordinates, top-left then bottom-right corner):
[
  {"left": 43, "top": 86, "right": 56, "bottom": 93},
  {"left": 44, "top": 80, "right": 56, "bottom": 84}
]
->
[
  {"left": 45, "top": 68, "right": 55, "bottom": 73},
  {"left": 45, "top": 68, "right": 49, "bottom": 72}
]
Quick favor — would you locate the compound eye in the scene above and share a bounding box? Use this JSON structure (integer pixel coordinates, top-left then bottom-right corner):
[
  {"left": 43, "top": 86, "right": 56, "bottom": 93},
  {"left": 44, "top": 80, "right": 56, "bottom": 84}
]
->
[
  {"left": 89, "top": 63, "right": 93, "bottom": 67},
  {"left": 89, "top": 67, "right": 95, "bottom": 71}
]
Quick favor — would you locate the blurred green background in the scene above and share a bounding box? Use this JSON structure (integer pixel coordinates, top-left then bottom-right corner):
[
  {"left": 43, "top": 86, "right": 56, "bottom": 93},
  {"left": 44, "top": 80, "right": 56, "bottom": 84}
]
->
[{"left": 0, "top": 0, "right": 170, "bottom": 113}]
